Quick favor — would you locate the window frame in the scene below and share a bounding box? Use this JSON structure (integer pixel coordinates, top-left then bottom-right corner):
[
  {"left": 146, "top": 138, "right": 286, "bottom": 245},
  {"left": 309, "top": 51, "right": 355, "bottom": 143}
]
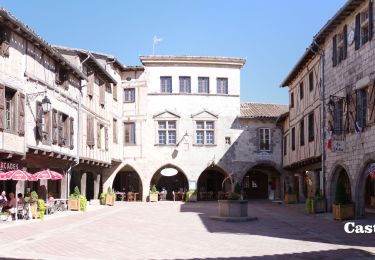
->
[
  {"left": 259, "top": 128, "right": 271, "bottom": 152},
  {"left": 308, "top": 112, "right": 315, "bottom": 142},
  {"left": 356, "top": 89, "right": 368, "bottom": 128},
  {"left": 309, "top": 72, "right": 314, "bottom": 92},
  {"left": 123, "top": 88, "right": 135, "bottom": 103},
  {"left": 179, "top": 76, "right": 191, "bottom": 94},
  {"left": 160, "top": 76, "right": 172, "bottom": 93},
  {"left": 300, "top": 119, "right": 305, "bottom": 146},
  {"left": 124, "top": 122, "right": 136, "bottom": 145},
  {"left": 290, "top": 92, "right": 294, "bottom": 108},
  {"left": 157, "top": 120, "right": 177, "bottom": 145},
  {"left": 299, "top": 82, "right": 304, "bottom": 100},
  {"left": 291, "top": 127, "right": 296, "bottom": 151},
  {"left": 4, "top": 87, "right": 16, "bottom": 132},
  {"left": 333, "top": 99, "right": 344, "bottom": 134},
  {"left": 217, "top": 78, "right": 228, "bottom": 94},
  {"left": 195, "top": 120, "right": 215, "bottom": 145},
  {"left": 198, "top": 77, "right": 210, "bottom": 94}
]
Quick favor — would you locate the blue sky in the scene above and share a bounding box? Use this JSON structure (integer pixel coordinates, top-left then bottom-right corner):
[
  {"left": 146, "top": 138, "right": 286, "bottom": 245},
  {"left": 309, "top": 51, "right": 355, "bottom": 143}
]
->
[{"left": 0, "top": 0, "right": 346, "bottom": 104}]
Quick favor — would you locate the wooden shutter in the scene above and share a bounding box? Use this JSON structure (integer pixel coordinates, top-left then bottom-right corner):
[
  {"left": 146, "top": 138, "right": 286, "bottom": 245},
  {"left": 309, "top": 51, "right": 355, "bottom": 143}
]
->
[
  {"left": 70, "top": 117, "right": 74, "bottom": 149},
  {"left": 97, "top": 122, "right": 101, "bottom": 149},
  {"left": 52, "top": 109, "right": 58, "bottom": 144},
  {"left": 87, "top": 73, "right": 94, "bottom": 97},
  {"left": 343, "top": 25, "right": 348, "bottom": 60},
  {"left": 355, "top": 13, "right": 361, "bottom": 50},
  {"left": 86, "top": 115, "right": 94, "bottom": 146},
  {"left": 57, "top": 112, "right": 63, "bottom": 146},
  {"left": 348, "top": 91, "right": 357, "bottom": 133},
  {"left": 369, "top": 0, "right": 373, "bottom": 41},
  {"left": 105, "top": 127, "right": 108, "bottom": 151},
  {"left": 18, "top": 93, "right": 25, "bottom": 136},
  {"left": 113, "top": 84, "right": 117, "bottom": 100},
  {"left": 99, "top": 84, "right": 105, "bottom": 106},
  {"left": 36, "top": 103, "right": 43, "bottom": 140},
  {"left": 0, "top": 85, "right": 4, "bottom": 131},
  {"left": 332, "top": 35, "right": 337, "bottom": 67},
  {"left": 368, "top": 81, "right": 375, "bottom": 124},
  {"left": 44, "top": 111, "right": 51, "bottom": 141}
]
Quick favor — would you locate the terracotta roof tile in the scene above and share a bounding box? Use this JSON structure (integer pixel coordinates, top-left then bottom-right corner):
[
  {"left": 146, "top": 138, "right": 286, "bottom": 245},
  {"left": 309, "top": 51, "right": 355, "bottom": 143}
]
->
[{"left": 240, "top": 103, "right": 288, "bottom": 119}]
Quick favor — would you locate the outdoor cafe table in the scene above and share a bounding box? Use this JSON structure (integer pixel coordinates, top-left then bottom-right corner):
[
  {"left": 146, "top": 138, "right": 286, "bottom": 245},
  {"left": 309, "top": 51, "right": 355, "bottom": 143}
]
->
[
  {"left": 173, "top": 192, "right": 185, "bottom": 201},
  {"left": 115, "top": 192, "right": 126, "bottom": 201},
  {"left": 53, "top": 199, "right": 68, "bottom": 211}
]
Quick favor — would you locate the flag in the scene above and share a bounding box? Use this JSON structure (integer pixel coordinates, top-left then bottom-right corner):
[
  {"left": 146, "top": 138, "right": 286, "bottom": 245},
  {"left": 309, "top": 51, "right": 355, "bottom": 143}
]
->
[
  {"left": 355, "top": 121, "right": 364, "bottom": 134},
  {"left": 327, "top": 131, "right": 333, "bottom": 151}
]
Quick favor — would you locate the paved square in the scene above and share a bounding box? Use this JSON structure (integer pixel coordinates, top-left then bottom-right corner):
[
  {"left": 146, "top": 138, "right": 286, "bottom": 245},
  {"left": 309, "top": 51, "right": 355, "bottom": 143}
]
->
[{"left": 0, "top": 201, "right": 374, "bottom": 260}]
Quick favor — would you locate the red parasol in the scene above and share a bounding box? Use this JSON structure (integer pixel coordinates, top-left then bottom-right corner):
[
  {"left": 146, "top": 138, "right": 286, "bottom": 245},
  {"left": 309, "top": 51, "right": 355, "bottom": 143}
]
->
[
  {"left": 5, "top": 170, "right": 36, "bottom": 181},
  {"left": 0, "top": 171, "right": 8, "bottom": 180},
  {"left": 34, "top": 169, "right": 64, "bottom": 180}
]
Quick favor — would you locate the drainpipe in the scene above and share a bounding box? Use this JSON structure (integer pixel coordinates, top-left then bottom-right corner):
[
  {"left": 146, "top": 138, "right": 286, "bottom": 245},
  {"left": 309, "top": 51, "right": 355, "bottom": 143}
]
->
[{"left": 312, "top": 39, "right": 326, "bottom": 198}]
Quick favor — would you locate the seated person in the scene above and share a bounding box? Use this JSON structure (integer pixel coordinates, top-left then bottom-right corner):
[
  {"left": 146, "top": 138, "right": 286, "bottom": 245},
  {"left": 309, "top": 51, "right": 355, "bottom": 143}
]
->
[
  {"left": 160, "top": 187, "right": 167, "bottom": 201},
  {"left": 0, "top": 191, "right": 7, "bottom": 207},
  {"left": 4, "top": 193, "right": 16, "bottom": 219},
  {"left": 17, "top": 193, "right": 25, "bottom": 205}
]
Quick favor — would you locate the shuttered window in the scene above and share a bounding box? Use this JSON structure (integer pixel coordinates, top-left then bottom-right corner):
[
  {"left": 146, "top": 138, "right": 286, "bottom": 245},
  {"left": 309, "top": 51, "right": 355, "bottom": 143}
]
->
[
  {"left": 300, "top": 120, "right": 305, "bottom": 146},
  {"left": 299, "top": 82, "right": 304, "bottom": 100},
  {"left": 113, "top": 118, "right": 118, "bottom": 143},
  {"left": 52, "top": 109, "right": 58, "bottom": 144},
  {"left": 308, "top": 113, "right": 314, "bottom": 142},
  {"left": 198, "top": 77, "right": 209, "bottom": 94},
  {"left": 355, "top": 2, "right": 373, "bottom": 50},
  {"left": 290, "top": 92, "right": 294, "bottom": 108},
  {"left": 5, "top": 88, "right": 16, "bottom": 132},
  {"left": 70, "top": 117, "right": 74, "bottom": 149},
  {"left": 86, "top": 115, "right": 95, "bottom": 146},
  {"left": 291, "top": 127, "right": 295, "bottom": 151},
  {"left": 87, "top": 73, "right": 94, "bottom": 97},
  {"left": 124, "top": 122, "right": 136, "bottom": 145},
  {"left": 333, "top": 100, "right": 344, "bottom": 134},
  {"left": 368, "top": 82, "right": 375, "bottom": 124},
  {"left": 259, "top": 128, "right": 271, "bottom": 151},
  {"left": 356, "top": 89, "right": 368, "bottom": 128},
  {"left": 217, "top": 78, "right": 228, "bottom": 94},
  {"left": 309, "top": 72, "right": 314, "bottom": 92},
  {"left": 283, "top": 135, "right": 287, "bottom": 156},
  {"left": 179, "top": 76, "right": 191, "bottom": 93},
  {"left": 160, "top": 76, "right": 172, "bottom": 93},
  {"left": 113, "top": 84, "right": 117, "bottom": 100}
]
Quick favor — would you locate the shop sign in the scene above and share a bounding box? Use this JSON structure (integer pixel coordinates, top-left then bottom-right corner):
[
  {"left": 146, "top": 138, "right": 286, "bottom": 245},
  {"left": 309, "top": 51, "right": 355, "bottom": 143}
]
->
[
  {"left": 333, "top": 141, "right": 345, "bottom": 152},
  {"left": 256, "top": 151, "right": 272, "bottom": 160},
  {"left": 0, "top": 161, "right": 19, "bottom": 171}
]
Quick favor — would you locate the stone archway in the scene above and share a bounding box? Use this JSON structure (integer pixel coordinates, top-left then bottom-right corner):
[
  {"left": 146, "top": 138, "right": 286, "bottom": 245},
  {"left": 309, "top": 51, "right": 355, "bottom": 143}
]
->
[
  {"left": 113, "top": 165, "right": 143, "bottom": 201},
  {"left": 197, "top": 165, "right": 229, "bottom": 201},
  {"left": 329, "top": 165, "right": 352, "bottom": 210},
  {"left": 242, "top": 164, "right": 282, "bottom": 200},
  {"left": 150, "top": 164, "right": 188, "bottom": 201},
  {"left": 356, "top": 159, "right": 375, "bottom": 217}
]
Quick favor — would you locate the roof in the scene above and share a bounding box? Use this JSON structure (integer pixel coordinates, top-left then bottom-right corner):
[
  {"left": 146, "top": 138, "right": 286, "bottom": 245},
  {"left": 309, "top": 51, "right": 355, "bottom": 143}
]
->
[
  {"left": 280, "top": 0, "right": 364, "bottom": 87},
  {"left": 54, "top": 46, "right": 118, "bottom": 84},
  {"left": 240, "top": 103, "right": 289, "bottom": 119},
  {"left": 0, "top": 9, "right": 86, "bottom": 80},
  {"left": 140, "top": 55, "right": 246, "bottom": 68}
]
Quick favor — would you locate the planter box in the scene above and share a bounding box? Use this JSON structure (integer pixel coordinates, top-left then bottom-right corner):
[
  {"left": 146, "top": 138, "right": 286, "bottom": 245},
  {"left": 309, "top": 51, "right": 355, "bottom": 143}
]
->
[
  {"left": 332, "top": 203, "right": 354, "bottom": 221},
  {"left": 149, "top": 193, "right": 158, "bottom": 202},
  {"left": 218, "top": 200, "right": 248, "bottom": 218},
  {"left": 371, "top": 196, "right": 375, "bottom": 207},
  {"left": 312, "top": 198, "right": 326, "bottom": 213},
  {"left": 285, "top": 194, "right": 297, "bottom": 204},
  {"left": 105, "top": 195, "right": 115, "bottom": 206},
  {"left": 68, "top": 198, "right": 80, "bottom": 211},
  {"left": 30, "top": 203, "right": 38, "bottom": 219}
]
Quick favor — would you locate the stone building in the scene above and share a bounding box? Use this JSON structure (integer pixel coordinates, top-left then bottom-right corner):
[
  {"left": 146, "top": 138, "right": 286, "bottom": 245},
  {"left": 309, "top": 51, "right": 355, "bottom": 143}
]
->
[{"left": 280, "top": 0, "right": 375, "bottom": 217}]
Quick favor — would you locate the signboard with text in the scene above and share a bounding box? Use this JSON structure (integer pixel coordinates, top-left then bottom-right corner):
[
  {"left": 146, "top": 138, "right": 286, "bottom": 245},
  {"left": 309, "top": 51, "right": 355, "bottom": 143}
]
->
[{"left": 0, "top": 161, "right": 19, "bottom": 171}]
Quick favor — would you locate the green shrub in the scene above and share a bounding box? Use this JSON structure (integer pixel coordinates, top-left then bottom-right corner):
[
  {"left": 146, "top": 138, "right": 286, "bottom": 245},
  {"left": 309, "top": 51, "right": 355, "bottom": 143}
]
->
[
  {"left": 100, "top": 192, "right": 106, "bottom": 204},
  {"left": 73, "top": 186, "right": 80, "bottom": 197},
  {"left": 37, "top": 199, "right": 46, "bottom": 220},
  {"left": 227, "top": 192, "right": 241, "bottom": 200},
  {"left": 185, "top": 190, "right": 197, "bottom": 202},
  {"left": 150, "top": 185, "right": 158, "bottom": 194},
  {"left": 304, "top": 197, "right": 313, "bottom": 213},
  {"left": 79, "top": 195, "right": 87, "bottom": 212}
]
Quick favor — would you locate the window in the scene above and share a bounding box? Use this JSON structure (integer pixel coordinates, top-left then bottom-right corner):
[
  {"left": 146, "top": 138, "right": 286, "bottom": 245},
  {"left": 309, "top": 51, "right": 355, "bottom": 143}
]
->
[
  {"left": 334, "top": 100, "right": 344, "bottom": 134},
  {"left": 124, "top": 122, "right": 136, "bottom": 145},
  {"left": 299, "top": 82, "right": 304, "bottom": 100},
  {"left": 59, "top": 113, "right": 69, "bottom": 147},
  {"left": 259, "top": 128, "right": 271, "bottom": 151},
  {"left": 4, "top": 88, "right": 16, "bottom": 131},
  {"left": 160, "top": 76, "right": 172, "bottom": 93},
  {"left": 309, "top": 72, "right": 314, "bottom": 92},
  {"left": 283, "top": 135, "right": 287, "bottom": 156},
  {"left": 300, "top": 120, "right": 305, "bottom": 146},
  {"left": 113, "top": 118, "right": 118, "bottom": 143},
  {"left": 225, "top": 137, "right": 231, "bottom": 145},
  {"left": 355, "top": 6, "right": 373, "bottom": 50},
  {"left": 291, "top": 127, "right": 295, "bottom": 151},
  {"left": 98, "top": 124, "right": 104, "bottom": 149},
  {"left": 195, "top": 121, "right": 215, "bottom": 145},
  {"left": 158, "top": 121, "right": 176, "bottom": 145},
  {"left": 290, "top": 92, "right": 294, "bottom": 108},
  {"left": 0, "top": 26, "right": 10, "bottom": 57},
  {"left": 217, "top": 78, "right": 228, "bottom": 94},
  {"left": 124, "top": 88, "right": 135, "bottom": 103},
  {"left": 179, "top": 76, "right": 191, "bottom": 93},
  {"left": 308, "top": 113, "right": 314, "bottom": 142},
  {"left": 356, "top": 89, "right": 368, "bottom": 128},
  {"left": 198, "top": 77, "right": 209, "bottom": 94}
]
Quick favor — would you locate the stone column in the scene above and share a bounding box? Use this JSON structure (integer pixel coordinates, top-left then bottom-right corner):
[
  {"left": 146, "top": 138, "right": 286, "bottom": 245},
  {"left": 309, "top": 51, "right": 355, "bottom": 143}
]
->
[
  {"left": 298, "top": 174, "right": 305, "bottom": 203},
  {"left": 94, "top": 173, "right": 101, "bottom": 199},
  {"left": 81, "top": 172, "right": 87, "bottom": 197}
]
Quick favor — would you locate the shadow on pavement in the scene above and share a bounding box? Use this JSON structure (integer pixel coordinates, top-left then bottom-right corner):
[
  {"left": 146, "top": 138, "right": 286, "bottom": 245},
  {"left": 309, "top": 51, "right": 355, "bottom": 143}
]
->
[
  {"left": 178, "top": 248, "right": 373, "bottom": 260},
  {"left": 180, "top": 200, "right": 375, "bottom": 249}
]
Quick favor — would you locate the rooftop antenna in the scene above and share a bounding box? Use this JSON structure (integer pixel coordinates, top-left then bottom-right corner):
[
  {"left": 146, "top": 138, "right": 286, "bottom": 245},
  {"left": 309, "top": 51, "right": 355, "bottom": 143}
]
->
[{"left": 152, "top": 35, "right": 163, "bottom": 55}]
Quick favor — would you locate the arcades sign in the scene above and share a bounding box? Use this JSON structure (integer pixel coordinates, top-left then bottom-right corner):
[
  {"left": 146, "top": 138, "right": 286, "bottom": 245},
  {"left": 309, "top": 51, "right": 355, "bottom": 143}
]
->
[{"left": 0, "top": 161, "right": 20, "bottom": 171}]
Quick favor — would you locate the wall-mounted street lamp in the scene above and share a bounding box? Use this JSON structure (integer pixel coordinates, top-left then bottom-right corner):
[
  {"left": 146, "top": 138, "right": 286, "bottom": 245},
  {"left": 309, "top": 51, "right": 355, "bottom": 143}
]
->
[
  {"left": 171, "top": 131, "right": 189, "bottom": 159},
  {"left": 26, "top": 90, "right": 53, "bottom": 121},
  {"left": 41, "top": 95, "right": 52, "bottom": 113}
]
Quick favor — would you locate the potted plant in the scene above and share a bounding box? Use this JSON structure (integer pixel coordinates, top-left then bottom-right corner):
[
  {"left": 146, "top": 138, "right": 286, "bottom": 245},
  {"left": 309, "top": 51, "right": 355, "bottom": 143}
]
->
[
  {"left": 0, "top": 212, "right": 9, "bottom": 221},
  {"left": 304, "top": 197, "right": 314, "bottom": 213},
  {"left": 285, "top": 186, "right": 297, "bottom": 204},
  {"left": 332, "top": 180, "right": 354, "bottom": 221},
  {"left": 217, "top": 183, "right": 249, "bottom": 219},
  {"left": 99, "top": 191, "right": 106, "bottom": 205},
  {"left": 69, "top": 186, "right": 82, "bottom": 211},
  {"left": 149, "top": 185, "right": 158, "bottom": 202},
  {"left": 312, "top": 190, "right": 326, "bottom": 213},
  {"left": 104, "top": 187, "right": 115, "bottom": 206},
  {"left": 25, "top": 191, "right": 39, "bottom": 219},
  {"left": 37, "top": 199, "right": 46, "bottom": 220},
  {"left": 185, "top": 190, "right": 197, "bottom": 202}
]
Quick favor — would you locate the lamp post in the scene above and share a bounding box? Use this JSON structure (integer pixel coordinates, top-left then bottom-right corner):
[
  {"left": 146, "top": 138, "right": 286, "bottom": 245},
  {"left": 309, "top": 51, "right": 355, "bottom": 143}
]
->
[{"left": 41, "top": 95, "right": 52, "bottom": 113}]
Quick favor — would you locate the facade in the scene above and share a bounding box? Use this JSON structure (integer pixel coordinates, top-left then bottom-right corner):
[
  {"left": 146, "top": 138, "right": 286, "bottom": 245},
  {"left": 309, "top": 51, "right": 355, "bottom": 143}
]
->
[
  {"left": 281, "top": 0, "right": 375, "bottom": 217},
  {"left": 0, "top": 8, "right": 85, "bottom": 199}
]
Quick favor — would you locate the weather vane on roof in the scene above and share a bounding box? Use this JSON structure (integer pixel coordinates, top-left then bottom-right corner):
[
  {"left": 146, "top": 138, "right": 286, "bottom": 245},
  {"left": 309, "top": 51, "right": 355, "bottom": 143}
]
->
[{"left": 153, "top": 35, "right": 162, "bottom": 55}]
